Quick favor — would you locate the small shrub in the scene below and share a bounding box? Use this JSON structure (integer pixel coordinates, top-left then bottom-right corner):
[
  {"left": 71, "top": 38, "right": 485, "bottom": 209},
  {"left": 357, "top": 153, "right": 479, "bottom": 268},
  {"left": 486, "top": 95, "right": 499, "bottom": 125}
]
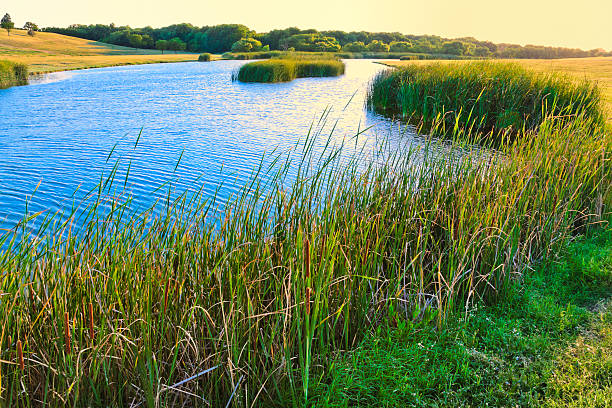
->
[
  {"left": 0, "top": 60, "right": 28, "bottom": 89},
  {"left": 198, "top": 53, "right": 212, "bottom": 62}
]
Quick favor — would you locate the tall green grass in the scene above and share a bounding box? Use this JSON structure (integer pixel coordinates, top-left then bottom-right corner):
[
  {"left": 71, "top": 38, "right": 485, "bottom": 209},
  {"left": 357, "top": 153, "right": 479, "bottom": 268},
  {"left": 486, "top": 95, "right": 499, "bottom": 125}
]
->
[
  {"left": 0, "top": 60, "right": 28, "bottom": 89},
  {"left": 234, "top": 58, "right": 346, "bottom": 83},
  {"left": 367, "top": 62, "right": 605, "bottom": 136},
  {"left": 0, "top": 107, "right": 609, "bottom": 406}
]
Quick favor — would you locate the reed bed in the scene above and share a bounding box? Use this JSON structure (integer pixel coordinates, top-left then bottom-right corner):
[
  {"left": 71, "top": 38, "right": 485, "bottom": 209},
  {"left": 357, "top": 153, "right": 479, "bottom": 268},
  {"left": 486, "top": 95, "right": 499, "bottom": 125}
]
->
[
  {"left": 0, "top": 60, "right": 28, "bottom": 89},
  {"left": 367, "top": 62, "right": 605, "bottom": 136},
  {"left": 233, "top": 58, "right": 345, "bottom": 83},
  {"left": 0, "top": 104, "right": 610, "bottom": 406}
]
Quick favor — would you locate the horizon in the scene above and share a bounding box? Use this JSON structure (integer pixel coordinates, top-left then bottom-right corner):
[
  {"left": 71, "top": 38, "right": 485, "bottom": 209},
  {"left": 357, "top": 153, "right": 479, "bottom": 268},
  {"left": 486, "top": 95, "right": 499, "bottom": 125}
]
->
[{"left": 3, "top": 0, "right": 611, "bottom": 51}]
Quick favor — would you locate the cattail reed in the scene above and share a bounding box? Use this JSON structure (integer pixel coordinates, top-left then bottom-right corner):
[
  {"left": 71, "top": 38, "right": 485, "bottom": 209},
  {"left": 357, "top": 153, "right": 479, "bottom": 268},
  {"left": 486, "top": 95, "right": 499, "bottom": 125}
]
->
[
  {"left": 64, "top": 312, "right": 71, "bottom": 354},
  {"left": 16, "top": 339, "right": 24, "bottom": 371},
  {"left": 88, "top": 302, "right": 94, "bottom": 343},
  {"left": 304, "top": 237, "right": 311, "bottom": 279},
  {"left": 163, "top": 279, "right": 170, "bottom": 314},
  {"left": 305, "top": 287, "right": 312, "bottom": 316}
]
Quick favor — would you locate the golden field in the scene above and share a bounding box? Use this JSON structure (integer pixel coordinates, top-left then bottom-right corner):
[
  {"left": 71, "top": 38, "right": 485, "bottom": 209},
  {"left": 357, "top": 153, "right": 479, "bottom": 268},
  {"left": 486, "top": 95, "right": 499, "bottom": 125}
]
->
[
  {"left": 0, "top": 29, "right": 208, "bottom": 74},
  {"left": 381, "top": 57, "right": 612, "bottom": 119}
]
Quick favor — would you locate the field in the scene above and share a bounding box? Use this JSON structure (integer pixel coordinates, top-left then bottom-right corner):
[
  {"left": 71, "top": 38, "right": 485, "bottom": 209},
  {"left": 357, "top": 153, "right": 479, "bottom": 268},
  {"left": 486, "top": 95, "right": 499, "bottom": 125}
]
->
[
  {"left": 381, "top": 57, "right": 612, "bottom": 118},
  {"left": 0, "top": 29, "right": 206, "bottom": 74}
]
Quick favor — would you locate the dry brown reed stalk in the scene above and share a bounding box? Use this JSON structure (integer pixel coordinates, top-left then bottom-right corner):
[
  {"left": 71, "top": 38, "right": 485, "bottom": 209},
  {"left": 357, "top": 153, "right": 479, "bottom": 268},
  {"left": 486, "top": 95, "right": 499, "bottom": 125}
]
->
[
  {"left": 88, "top": 302, "right": 94, "bottom": 343},
  {"left": 16, "top": 340, "right": 24, "bottom": 371},
  {"left": 64, "top": 312, "right": 70, "bottom": 355}
]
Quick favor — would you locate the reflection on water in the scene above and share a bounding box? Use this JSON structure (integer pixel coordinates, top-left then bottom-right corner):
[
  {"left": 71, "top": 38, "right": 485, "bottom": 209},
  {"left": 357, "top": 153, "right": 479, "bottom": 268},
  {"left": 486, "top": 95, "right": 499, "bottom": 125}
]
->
[{"left": 0, "top": 59, "right": 423, "bottom": 231}]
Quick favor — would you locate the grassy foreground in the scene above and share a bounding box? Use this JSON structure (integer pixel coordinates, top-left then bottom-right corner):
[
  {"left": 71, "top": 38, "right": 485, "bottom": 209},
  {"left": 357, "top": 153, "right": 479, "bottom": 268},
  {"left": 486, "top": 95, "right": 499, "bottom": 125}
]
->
[
  {"left": 1, "top": 113, "right": 610, "bottom": 406},
  {"left": 0, "top": 60, "right": 27, "bottom": 89},
  {"left": 316, "top": 224, "right": 612, "bottom": 407},
  {"left": 234, "top": 58, "right": 345, "bottom": 82},
  {"left": 0, "top": 29, "right": 204, "bottom": 74},
  {"left": 382, "top": 57, "right": 612, "bottom": 119},
  {"left": 0, "top": 61, "right": 610, "bottom": 406}
]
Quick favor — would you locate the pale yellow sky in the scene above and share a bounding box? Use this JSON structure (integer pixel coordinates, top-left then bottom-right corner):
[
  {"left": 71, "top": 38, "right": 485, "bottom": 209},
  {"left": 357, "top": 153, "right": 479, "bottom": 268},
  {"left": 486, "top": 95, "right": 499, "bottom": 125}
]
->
[{"left": 4, "top": 0, "right": 611, "bottom": 50}]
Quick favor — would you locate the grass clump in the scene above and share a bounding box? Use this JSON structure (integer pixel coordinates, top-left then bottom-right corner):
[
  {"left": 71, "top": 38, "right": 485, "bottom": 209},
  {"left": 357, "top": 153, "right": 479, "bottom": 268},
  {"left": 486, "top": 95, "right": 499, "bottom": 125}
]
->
[
  {"left": 198, "top": 52, "right": 212, "bottom": 62},
  {"left": 367, "top": 61, "right": 605, "bottom": 136},
  {"left": 233, "top": 57, "right": 345, "bottom": 83},
  {"left": 315, "top": 224, "right": 612, "bottom": 407},
  {"left": 0, "top": 60, "right": 27, "bottom": 89}
]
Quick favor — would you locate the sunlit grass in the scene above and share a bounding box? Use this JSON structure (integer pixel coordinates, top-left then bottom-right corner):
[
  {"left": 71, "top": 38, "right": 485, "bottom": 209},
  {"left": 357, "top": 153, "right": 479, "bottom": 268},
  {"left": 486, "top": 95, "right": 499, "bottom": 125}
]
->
[
  {"left": 382, "top": 57, "right": 612, "bottom": 120},
  {"left": 367, "top": 62, "right": 604, "bottom": 136},
  {"left": 234, "top": 58, "right": 346, "bottom": 82},
  {"left": 0, "top": 29, "right": 203, "bottom": 74},
  {"left": 0, "top": 60, "right": 28, "bottom": 88}
]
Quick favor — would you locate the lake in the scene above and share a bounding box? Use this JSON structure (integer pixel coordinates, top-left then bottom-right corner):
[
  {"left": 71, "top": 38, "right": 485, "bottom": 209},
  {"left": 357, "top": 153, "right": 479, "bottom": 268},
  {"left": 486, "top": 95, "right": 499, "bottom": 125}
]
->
[{"left": 0, "top": 59, "right": 414, "bottom": 231}]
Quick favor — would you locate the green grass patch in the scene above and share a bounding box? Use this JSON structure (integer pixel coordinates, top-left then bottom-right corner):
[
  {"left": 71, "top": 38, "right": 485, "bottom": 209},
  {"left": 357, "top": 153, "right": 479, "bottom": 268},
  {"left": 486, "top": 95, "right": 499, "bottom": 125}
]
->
[
  {"left": 315, "top": 225, "right": 612, "bottom": 407},
  {"left": 233, "top": 58, "right": 345, "bottom": 83},
  {"left": 0, "top": 60, "right": 28, "bottom": 89},
  {"left": 367, "top": 62, "right": 605, "bottom": 136}
]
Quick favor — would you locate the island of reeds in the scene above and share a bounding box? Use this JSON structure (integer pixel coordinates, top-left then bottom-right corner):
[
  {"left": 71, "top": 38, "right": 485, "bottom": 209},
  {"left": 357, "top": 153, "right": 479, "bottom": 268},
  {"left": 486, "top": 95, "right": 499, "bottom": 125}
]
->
[
  {"left": 0, "top": 60, "right": 28, "bottom": 89},
  {"left": 233, "top": 57, "right": 345, "bottom": 83},
  {"left": 0, "top": 63, "right": 610, "bottom": 406},
  {"left": 367, "top": 61, "right": 605, "bottom": 135}
]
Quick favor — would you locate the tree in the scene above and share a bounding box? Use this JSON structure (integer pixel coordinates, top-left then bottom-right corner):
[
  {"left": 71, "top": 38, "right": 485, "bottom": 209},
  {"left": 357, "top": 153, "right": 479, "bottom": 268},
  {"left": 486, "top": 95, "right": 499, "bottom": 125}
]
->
[
  {"left": 155, "top": 39, "right": 168, "bottom": 54},
  {"left": 168, "top": 37, "right": 186, "bottom": 53},
  {"left": 1, "top": 13, "right": 14, "bottom": 36},
  {"left": 280, "top": 34, "right": 341, "bottom": 52},
  {"left": 366, "top": 40, "right": 389, "bottom": 52},
  {"left": 343, "top": 41, "right": 367, "bottom": 52},
  {"left": 389, "top": 41, "right": 412, "bottom": 52},
  {"left": 441, "top": 41, "right": 467, "bottom": 55},
  {"left": 231, "top": 37, "right": 262, "bottom": 52},
  {"left": 24, "top": 21, "right": 39, "bottom": 36}
]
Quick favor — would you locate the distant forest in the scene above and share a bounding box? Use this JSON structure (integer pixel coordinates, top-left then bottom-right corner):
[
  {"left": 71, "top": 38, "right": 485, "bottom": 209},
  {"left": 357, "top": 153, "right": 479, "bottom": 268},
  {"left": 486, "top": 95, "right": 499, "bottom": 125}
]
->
[{"left": 43, "top": 23, "right": 611, "bottom": 58}]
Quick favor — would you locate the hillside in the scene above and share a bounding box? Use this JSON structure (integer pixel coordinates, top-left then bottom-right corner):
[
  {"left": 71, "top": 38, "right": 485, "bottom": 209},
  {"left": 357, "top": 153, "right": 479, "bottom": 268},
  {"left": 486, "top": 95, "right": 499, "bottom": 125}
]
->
[{"left": 0, "top": 29, "right": 201, "bottom": 74}]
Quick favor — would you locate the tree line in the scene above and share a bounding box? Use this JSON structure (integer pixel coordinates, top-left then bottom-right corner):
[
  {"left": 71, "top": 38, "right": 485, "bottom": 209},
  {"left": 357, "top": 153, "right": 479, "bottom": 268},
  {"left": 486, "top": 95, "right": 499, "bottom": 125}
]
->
[{"left": 39, "top": 22, "right": 611, "bottom": 58}]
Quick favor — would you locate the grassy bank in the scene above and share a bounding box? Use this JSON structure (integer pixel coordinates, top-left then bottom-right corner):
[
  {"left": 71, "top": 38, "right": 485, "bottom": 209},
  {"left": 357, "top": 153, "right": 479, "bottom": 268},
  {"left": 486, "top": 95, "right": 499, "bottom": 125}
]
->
[
  {"left": 316, "top": 224, "right": 611, "bottom": 406},
  {"left": 234, "top": 58, "right": 345, "bottom": 82},
  {"left": 367, "top": 62, "right": 604, "bottom": 136},
  {"left": 0, "top": 60, "right": 28, "bottom": 89},
  {"left": 0, "top": 105, "right": 610, "bottom": 406},
  {"left": 382, "top": 57, "right": 612, "bottom": 119},
  {"left": 0, "top": 29, "right": 206, "bottom": 74}
]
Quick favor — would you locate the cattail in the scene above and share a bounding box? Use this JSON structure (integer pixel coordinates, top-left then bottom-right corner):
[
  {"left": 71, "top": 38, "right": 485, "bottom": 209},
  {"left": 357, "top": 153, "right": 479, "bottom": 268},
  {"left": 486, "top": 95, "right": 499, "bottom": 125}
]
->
[
  {"left": 16, "top": 340, "right": 24, "bottom": 371},
  {"left": 163, "top": 279, "right": 170, "bottom": 314},
  {"left": 318, "top": 234, "right": 326, "bottom": 268},
  {"left": 304, "top": 237, "right": 311, "bottom": 279},
  {"left": 88, "top": 302, "right": 94, "bottom": 343},
  {"left": 64, "top": 312, "right": 71, "bottom": 354},
  {"left": 305, "top": 287, "right": 312, "bottom": 316}
]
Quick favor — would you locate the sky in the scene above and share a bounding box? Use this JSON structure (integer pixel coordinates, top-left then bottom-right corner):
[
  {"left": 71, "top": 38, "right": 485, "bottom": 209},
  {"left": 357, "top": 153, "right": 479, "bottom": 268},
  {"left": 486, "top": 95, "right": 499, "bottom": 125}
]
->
[{"left": 4, "top": 0, "right": 611, "bottom": 50}]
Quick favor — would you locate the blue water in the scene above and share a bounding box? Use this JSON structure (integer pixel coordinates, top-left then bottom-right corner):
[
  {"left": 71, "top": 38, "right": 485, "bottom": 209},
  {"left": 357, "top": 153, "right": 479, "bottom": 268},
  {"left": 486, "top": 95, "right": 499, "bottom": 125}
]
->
[{"left": 0, "top": 59, "right": 411, "bottom": 231}]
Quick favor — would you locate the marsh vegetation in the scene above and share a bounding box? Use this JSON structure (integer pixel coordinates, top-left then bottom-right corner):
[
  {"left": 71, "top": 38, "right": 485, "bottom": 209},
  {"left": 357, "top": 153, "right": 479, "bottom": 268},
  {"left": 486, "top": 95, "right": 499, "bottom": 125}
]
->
[
  {"left": 367, "top": 62, "right": 604, "bottom": 136},
  {"left": 234, "top": 57, "right": 345, "bottom": 83},
  {"left": 1, "top": 62, "right": 610, "bottom": 406},
  {"left": 0, "top": 59, "right": 27, "bottom": 88}
]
